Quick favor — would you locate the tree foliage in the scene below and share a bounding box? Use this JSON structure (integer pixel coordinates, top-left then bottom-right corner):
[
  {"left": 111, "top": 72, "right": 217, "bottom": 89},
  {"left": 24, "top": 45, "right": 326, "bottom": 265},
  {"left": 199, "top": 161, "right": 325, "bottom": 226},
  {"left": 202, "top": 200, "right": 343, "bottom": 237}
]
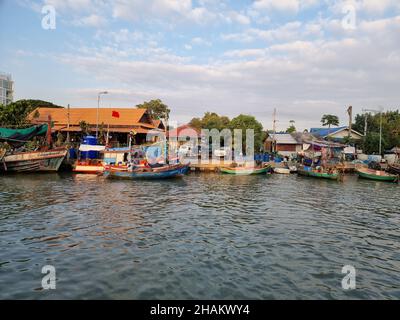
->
[
  {"left": 136, "top": 99, "right": 170, "bottom": 120},
  {"left": 321, "top": 114, "right": 339, "bottom": 129},
  {"left": 286, "top": 120, "right": 296, "bottom": 133},
  {"left": 0, "top": 99, "right": 62, "bottom": 126},
  {"left": 189, "top": 112, "right": 265, "bottom": 152},
  {"left": 229, "top": 114, "right": 265, "bottom": 152},
  {"left": 353, "top": 110, "right": 400, "bottom": 153}
]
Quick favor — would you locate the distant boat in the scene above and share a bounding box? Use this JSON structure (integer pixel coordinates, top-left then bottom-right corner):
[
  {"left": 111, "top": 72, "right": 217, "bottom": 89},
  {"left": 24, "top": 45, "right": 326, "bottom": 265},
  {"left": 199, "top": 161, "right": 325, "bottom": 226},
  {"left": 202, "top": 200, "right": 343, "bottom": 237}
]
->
[
  {"left": 220, "top": 166, "right": 269, "bottom": 175},
  {"left": 297, "top": 166, "right": 339, "bottom": 180},
  {"left": 104, "top": 163, "right": 190, "bottom": 180},
  {"left": 356, "top": 167, "right": 399, "bottom": 183},
  {"left": 0, "top": 148, "right": 67, "bottom": 172}
]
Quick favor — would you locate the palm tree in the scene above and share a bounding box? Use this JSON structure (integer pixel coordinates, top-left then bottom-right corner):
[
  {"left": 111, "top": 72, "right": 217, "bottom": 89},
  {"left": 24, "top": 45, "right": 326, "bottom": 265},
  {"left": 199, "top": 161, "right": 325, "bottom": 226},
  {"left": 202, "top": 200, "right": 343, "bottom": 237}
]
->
[{"left": 321, "top": 114, "right": 339, "bottom": 136}]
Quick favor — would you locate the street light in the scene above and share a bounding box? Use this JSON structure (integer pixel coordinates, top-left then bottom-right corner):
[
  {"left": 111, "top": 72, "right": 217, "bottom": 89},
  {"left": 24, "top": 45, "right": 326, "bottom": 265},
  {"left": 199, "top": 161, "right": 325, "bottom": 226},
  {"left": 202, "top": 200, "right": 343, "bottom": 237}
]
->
[
  {"left": 362, "top": 107, "right": 384, "bottom": 155},
  {"left": 96, "top": 91, "right": 108, "bottom": 139}
]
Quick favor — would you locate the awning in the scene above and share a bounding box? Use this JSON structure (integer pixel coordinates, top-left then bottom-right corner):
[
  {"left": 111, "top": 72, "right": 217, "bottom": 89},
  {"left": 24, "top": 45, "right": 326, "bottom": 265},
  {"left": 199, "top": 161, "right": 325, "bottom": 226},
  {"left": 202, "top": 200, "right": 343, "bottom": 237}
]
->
[{"left": 79, "top": 144, "right": 106, "bottom": 152}]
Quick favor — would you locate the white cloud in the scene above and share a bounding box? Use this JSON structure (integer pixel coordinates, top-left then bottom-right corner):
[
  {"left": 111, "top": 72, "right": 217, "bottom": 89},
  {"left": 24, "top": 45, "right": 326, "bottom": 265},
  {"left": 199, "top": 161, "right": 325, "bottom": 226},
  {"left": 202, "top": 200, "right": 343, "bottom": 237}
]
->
[
  {"left": 253, "top": 0, "right": 300, "bottom": 13},
  {"left": 190, "top": 37, "right": 212, "bottom": 46},
  {"left": 72, "top": 14, "right": 107, "bottom": 28},
  {"left": 221, "top": 21, "right": 303, "bottom": 43}
]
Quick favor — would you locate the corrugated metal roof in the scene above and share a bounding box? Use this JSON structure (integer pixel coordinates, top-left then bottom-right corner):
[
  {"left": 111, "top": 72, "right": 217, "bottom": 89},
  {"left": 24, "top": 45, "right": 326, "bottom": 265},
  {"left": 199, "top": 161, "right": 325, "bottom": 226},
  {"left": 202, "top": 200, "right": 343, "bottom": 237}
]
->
[{"left": 268, "top": 133, "right": 299, "bottom": 144}]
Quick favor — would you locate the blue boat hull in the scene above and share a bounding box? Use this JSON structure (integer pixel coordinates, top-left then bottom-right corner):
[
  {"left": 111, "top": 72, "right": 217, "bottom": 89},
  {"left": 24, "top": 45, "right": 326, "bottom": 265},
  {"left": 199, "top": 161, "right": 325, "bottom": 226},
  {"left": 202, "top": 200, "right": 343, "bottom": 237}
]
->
[{"left": 104, "top": 164, "right": 190, "bottom": 180}]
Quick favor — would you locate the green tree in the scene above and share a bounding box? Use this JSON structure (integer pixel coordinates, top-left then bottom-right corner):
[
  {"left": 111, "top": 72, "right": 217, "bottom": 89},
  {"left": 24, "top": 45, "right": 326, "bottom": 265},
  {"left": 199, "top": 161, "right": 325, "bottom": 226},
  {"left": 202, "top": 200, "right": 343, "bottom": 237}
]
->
[
  {"left": 353, "top": 110, "right": 400, "bottom": 152},
  {"left": 0, "top": 99, "right": 62, "bottom": 126},
  {"left": 201, "top": 112, "right": 230, "bottom": 131},
  {"left": 229, "top": 114, "right": 264, "bottom": 153},
  {"left": 79, "top": 121, "right": 90, "bottom": 135},
  {"left": 286, "top": 120, "right": 296, "bottom": 133},
  {"left": 321, "top": 114, "right": 339, "bottom": 131},
  {"left": 136, "top": 99, "right": 170, "bottom": 120},
  {"left": 189, "top": 117, "right": 202, "bottom": 130}
]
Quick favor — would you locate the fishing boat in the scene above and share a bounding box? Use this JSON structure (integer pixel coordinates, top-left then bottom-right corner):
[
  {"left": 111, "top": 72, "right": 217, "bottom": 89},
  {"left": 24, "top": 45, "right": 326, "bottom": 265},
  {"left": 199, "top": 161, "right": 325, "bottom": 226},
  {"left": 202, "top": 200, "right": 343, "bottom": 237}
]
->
[
  {"left": 274, "top": 167, "right": 291, "bottom": 174},
  {"left": 388, "top": 163, "right": 400, "bottom": 175},
  {"left": 73, "top": 142, "right": 106, "bottom": 174},
  {"left": 220, "top": 166, "right": 269, "bottom": 175},
  {"left": 297, "top": 166, "right": 339, "bottom": 180},
  {"left": 0, "top": 119, "right": 67, "bottom": 172},
  {"left": 104, "top": 163, "right": 190, "bottom": 180},
  {"left": 73, "top": 160, "right": 105, "bottom": 174},
  {"left": 356, "top": 167, "right": 399, "bottom": 182},
  {"left": 0, "top": 148, "right": 67, "bottom": 172}
]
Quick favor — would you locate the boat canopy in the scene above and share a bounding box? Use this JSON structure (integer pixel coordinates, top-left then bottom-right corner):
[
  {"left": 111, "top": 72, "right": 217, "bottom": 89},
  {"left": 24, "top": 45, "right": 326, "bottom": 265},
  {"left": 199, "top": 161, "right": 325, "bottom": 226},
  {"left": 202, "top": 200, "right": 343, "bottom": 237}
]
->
[
  {"left": 0, "top": 124, "right": 48, "bottom": 146},
  {"left": 79, "top": 144, "right": 106, "bottom": 152}
]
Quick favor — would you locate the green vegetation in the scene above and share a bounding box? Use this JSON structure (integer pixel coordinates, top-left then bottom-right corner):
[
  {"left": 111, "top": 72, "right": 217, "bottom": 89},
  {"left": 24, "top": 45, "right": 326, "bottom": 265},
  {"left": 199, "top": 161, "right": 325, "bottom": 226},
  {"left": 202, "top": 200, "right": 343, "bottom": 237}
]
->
[
  {"left": 79, "top": 120, "right": 90, "bottom": 135},
  {"left": 321, "top": 114, "right": 339, "bottom": 130},
  {"left": 0, "top": 99, "right": 62, "bottom": 126},
  {"left": 229, "top": 114, "right": 265, "bottom": 153},
  {"left": 189, "top": 112, "right": 265, "bottom": 152},
  {"left": 286, "top": 120, "right": 296, "bottom": 134},
  {"left": 353, "top": 110, "right": 400, "bottom": 153},
  {"left": 137, "top": 99, "right": 170, "bottom": 120}
]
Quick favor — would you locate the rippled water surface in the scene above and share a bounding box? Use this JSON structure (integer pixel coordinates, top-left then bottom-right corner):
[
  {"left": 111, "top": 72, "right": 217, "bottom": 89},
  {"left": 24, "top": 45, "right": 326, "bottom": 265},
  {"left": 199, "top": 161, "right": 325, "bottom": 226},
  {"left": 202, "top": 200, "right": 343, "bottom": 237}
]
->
[{"left": 0, "top": 173, "right": 399, "bottom": 299}]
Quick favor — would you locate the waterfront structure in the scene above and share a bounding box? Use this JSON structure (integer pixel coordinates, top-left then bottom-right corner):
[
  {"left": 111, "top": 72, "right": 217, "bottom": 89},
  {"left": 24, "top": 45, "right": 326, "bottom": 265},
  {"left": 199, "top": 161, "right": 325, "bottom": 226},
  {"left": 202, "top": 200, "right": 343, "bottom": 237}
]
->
[
  {"left": 167, "top": 124, "right": 202, "bottom": 152},
  {"left": 310, "top": 126, "right": 363, "bottom": 142},
  {"left": 0, "top": 72, "right": 13, "bottom": 105},
  {"left": 28, "top": 107, "right": 163, "bottom": 146},
  {"left": 265, "top": 133, "right": 303, "bottom": 157}
]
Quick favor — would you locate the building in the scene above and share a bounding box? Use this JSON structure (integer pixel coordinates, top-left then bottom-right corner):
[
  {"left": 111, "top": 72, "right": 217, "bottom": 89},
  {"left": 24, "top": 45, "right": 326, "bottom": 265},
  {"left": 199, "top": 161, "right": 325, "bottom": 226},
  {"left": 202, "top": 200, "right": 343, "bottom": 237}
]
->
[
  {"left": 310, "top": 126, "right": 363, "bottom": 142},
  {"left": 0, "top": 73, "right": 13, "bottom": 105},
  {"left": 167, "top": 124, "right": 202, "bottom": 151},
  {"left": 265, "top": 133, "right": 303, "bottom": 157},
  {"left": 28, "top": 107, "right": 163, "bottom": 146}
]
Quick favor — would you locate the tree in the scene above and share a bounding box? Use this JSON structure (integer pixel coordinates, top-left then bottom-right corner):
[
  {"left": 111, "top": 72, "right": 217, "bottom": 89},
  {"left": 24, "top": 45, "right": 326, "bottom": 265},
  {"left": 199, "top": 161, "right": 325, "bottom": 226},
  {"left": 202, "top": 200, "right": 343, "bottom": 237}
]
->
[
  {"left": 136, "top": 99, "right": 170, "bottom": 120},
  {"left": 229, "top": 114, "right": 264, "bottom": 153},
  {"left": 321, "top": 114, "right": 339, "bottom": 130},
  {"left": 189, "top": 117, "right": 202, "bottom": 130},
  {"left": 286, "top": 120, "right": 296, "bottom": 133},
  {"left": 79, "top": 121, "right": 90, "bottom": 135},
  {"left": 201, "top": 112, "right": 230, "bottom": 131},
  {"left": 353, "top": 110, "right": 400, "bottom": 152},
  {"left": 0, "top": 99, "right": 62, "bottom": 126}
]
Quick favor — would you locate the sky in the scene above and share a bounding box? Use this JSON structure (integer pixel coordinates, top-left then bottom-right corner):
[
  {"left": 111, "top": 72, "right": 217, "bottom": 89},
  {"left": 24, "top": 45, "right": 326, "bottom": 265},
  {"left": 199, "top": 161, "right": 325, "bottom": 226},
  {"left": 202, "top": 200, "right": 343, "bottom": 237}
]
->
[{"left": 0, "top": 0, "right": 399, "bottom": 131}]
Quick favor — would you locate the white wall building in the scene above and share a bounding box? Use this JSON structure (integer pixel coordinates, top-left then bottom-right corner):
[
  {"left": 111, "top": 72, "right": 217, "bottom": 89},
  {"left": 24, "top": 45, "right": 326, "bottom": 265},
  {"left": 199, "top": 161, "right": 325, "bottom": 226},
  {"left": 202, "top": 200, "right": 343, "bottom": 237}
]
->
[{"left": 0, "top": 73, "right": 13, "bottom": 106}]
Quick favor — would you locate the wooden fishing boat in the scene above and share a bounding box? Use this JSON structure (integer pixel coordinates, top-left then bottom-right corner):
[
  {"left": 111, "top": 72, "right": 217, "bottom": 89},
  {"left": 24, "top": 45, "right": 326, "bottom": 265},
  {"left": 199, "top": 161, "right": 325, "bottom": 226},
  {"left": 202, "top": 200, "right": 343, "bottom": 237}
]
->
[
  {"left": 297, "top": 166, "right": 339, "bottom": 180},
  {"left": 104, "top": 163, "right": 190, "bottom": 180},
  {"left": 0, "top": 148, "right": 67, "bottom": 172},
  {"left": 356, "top": 167, "right": 399, "bottom": 182},
  {"left": 274, "top": 167, "right": 291, "bottom": 174},
  {"left": 220, "top": 166, "right": 269, "bottom": 175},
  {"left": 73, "top": 160, "right": 105, "bottom": 174},
  {"left": 388, "top": 163, "right": 400, "bottom": 175}
]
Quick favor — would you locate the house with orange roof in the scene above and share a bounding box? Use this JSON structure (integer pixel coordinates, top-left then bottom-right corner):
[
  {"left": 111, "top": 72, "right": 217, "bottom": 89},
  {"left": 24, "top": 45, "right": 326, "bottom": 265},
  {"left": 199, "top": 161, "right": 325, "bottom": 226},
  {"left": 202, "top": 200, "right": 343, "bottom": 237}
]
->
[{"left": 28, "top": 107, "right": 164, "bottom": 146}]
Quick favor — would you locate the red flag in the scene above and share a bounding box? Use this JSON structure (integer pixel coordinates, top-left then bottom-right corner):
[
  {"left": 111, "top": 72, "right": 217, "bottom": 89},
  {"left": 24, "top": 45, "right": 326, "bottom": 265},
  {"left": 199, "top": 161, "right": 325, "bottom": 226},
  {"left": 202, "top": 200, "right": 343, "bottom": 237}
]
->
[{"left": 112, "top": 110, "right": 120, "bottom": 118}]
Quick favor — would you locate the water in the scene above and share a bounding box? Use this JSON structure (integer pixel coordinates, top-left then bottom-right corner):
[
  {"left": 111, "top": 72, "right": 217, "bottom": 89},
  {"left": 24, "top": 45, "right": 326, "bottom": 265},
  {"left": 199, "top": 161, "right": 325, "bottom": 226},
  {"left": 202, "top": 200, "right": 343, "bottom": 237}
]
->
[{"left": 0, "top": 173, "right": 399, "bottom": 299}]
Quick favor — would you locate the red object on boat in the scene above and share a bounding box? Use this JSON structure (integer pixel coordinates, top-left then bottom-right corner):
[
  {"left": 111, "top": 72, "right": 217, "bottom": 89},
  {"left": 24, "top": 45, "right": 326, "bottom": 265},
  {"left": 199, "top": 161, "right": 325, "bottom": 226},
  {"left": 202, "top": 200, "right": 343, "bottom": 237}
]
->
[{"left": 112, "top": 111, "right": 120, "bottom": 118}]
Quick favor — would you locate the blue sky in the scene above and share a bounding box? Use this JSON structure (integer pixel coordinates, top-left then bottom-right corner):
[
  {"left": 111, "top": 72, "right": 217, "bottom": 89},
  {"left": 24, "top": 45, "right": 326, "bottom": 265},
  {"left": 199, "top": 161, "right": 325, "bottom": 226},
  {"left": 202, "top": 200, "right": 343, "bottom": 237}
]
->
[{"left": 1, "top": 0, "right": 400, "bottom": 130}]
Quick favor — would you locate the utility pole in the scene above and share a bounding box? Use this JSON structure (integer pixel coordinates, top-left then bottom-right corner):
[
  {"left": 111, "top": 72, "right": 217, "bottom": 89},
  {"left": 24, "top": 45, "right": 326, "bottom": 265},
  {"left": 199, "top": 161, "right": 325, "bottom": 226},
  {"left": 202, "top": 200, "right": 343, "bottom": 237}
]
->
[
  {"left": 66, "top": 104, "right": 70, "bottom": 143},
  {"left": 96, "top": 91, "right": 108, "bottom": 139},
  {"left": 347, "top": 106, "right": 352, "bottom": 139}
]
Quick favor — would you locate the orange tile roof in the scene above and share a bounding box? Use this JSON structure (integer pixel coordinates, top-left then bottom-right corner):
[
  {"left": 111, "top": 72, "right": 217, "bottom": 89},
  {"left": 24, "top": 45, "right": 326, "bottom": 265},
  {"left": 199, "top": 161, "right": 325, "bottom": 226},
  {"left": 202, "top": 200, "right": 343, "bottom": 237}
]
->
[
  {"left": 152, "top": 119, "right": 165, "bottom": 130},
  {"left": 29, "top": 107, "right": 156, "bottom": 128}
]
